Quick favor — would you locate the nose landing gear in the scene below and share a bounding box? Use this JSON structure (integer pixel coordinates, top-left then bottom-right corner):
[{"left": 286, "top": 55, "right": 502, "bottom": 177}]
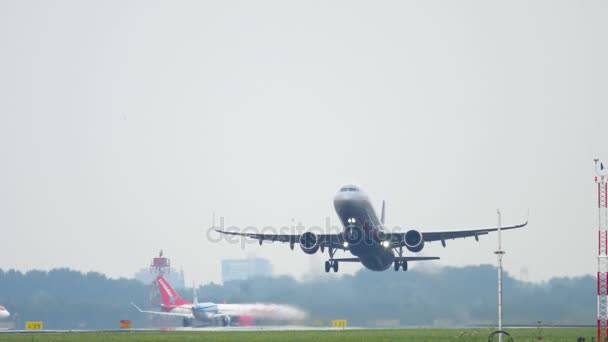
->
[{"left": 182, "top": 317, "right": 194, "bottom": 327}]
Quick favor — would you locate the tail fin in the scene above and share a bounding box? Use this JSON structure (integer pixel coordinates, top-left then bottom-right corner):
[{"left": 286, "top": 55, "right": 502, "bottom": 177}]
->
[
  {"left": 381, "top": 200, "right": 386, "bottom": 226},
  {"left": 157, "top": 275, "right": 190, "bottom": 307}
]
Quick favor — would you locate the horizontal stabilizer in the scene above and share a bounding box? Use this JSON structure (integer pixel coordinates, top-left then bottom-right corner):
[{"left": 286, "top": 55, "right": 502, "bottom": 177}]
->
[
  {"left": 130, "top": 302, "right": 193, "bottom": 319},
  {"left": 398, "top": 256, "right": 440, "bottom": 261},
  {"left": 331, "top": 257, "right": 439, "bottom": 263},
  {"left": 332, "top": 258, "right": 360, "bottom": 262}
]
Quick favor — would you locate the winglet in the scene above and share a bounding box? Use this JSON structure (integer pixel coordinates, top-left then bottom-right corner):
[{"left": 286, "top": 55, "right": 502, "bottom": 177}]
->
[
  {"left": 212, "top": 212, "right": 224, "bottom": 234},
  {"left": 517, "top": 209, "right": 530, "bottom": 228}
]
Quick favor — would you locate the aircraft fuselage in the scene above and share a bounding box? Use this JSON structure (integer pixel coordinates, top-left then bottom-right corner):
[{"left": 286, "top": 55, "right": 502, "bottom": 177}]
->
[{"left": 333, "top": 185, "right": 394, "bottom": 271}]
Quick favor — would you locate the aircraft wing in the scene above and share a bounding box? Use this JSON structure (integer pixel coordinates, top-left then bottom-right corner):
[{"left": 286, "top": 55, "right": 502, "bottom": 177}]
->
[
  {"left": 388, "top": 220, "right": 528, "bottom": 248},
  {"left": 131, "top": 303, "right": 194, "bottom": 319},
  {"left": 216, "top": 218, "right": 527, "bottom": 250},
  {"left": 214, "top": 229, "right": 346, "bottom": 249}
]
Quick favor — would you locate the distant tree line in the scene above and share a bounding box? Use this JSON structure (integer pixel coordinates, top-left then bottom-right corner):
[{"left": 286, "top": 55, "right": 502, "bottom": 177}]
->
[
  {"left": 0, "top": 268, "right": 149, "bottom": 329},
  {"left": 200, "top": 265, "right": 594, "bottom": 327},
  {"left": 0, "top": 265, "right": 594, "bottom": 329}
]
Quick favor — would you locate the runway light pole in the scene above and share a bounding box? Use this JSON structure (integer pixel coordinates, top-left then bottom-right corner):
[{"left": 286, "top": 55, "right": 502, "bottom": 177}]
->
[{"left": 494, "top": 209, "right": 505, "bottom": 342}]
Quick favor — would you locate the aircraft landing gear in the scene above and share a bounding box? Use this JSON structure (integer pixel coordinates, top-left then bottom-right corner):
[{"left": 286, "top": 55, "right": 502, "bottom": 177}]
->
[
  {"left": 182, "top": 317, "right": 194, "bottom": 327},
  {"left": 394, "top": 246, "right": 408, "bottom": 271},
  {"left": 393, "top": 260, "right": 408, "bottom": 271},
  {"left": 325, "top": 260, "right": 339, "bottom": 272},
  {"left": 324, "top": 247, "right": 339, "bottom": 273}
]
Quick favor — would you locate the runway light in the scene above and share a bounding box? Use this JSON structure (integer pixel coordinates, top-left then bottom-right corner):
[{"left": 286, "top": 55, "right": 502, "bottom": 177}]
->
[
  {"left": 382, "top": 241, "right": 390, "bottom": 248},
  {"left": 343, "top": 242, "right": 349, "bottom": 248}
]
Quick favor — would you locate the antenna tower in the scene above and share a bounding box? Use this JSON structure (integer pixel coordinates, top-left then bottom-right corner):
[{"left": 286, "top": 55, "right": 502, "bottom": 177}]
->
[
  {"left": 494, "top": 210, "right": 505, "bottom": 342},
  {"left": 595, "top": 159, "right": 608, "bottom": 341}
]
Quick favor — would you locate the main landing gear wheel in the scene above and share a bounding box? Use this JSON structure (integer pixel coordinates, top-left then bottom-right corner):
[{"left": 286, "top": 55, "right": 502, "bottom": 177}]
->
[
  {"left": 394, "top": 260, "right": 408, "bottom": 271},
  {"left": 325, "top": 247, "right": 339, "bottom": 273},
  {"left": 325, "top": 260, "right": 339, "bottom": 273},
  {"left": 182, "top": 317, "right": 193, "bottom": 327},
  {"left": 394, "top": 247, "right": 408, "bottom": 272}
]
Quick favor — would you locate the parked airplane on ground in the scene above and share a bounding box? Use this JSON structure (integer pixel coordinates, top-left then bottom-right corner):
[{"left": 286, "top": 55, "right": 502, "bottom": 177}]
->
[
  {"left": 132, "top": 275, "right": 306, "bottom": 327},
  {"left": 0, "top": 306, "right": 9, "bottom": 320},
  {"left": 215, "top": 184, "right": 527, "bottom": 273}
]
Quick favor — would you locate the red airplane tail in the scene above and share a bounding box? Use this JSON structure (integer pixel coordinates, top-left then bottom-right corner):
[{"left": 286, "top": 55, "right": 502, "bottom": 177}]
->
[{"left": 156, "top": 275, "right": 190, "bottom": 307}]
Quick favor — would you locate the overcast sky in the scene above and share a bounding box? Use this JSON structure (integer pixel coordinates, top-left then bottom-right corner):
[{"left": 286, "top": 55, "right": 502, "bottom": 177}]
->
[{"left": 1, "top": 0, "right": 606, "bottom": 286}]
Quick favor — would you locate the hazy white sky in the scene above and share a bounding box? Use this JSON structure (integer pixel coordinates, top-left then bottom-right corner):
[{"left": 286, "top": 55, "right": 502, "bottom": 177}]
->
[{"left": 0, "top": 0, "right": 606, "bottom": 286}]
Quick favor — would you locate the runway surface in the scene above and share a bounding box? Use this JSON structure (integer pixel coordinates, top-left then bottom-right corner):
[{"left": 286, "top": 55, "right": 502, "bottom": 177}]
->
[
  {"left": 0, "top": 326, "right": 363, "bottom": 334},
  {"left": 181, "top": 326, "right": 363, "bottom": 332},
  {"left": 0, "top": 324, "right": 594, "bottom": 334}
]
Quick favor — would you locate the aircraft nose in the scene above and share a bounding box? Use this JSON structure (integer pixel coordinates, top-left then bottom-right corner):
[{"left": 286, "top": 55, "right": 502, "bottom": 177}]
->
[
  {"left": 333, "top": 188, "right": 368, "bottom": 213},
  {"left": 333, "top": 191, "right": 349, "bottom": 203},
  {"left": 334, "top": 191, "right": 360, "bottom": 207}
]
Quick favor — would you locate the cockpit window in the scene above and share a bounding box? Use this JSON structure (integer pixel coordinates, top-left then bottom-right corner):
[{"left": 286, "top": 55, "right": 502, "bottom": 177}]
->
[{"left": 340, "top": 187, "right": 359, "bottom": 192}]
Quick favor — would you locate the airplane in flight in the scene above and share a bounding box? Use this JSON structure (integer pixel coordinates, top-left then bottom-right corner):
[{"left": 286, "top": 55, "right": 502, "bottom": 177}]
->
[
  {"left": 214, "top": 184, "right": 527, "bottom": 273},
  {"left": 0, "top": 306, "right": 9, "bottom": 320},
  {"left": 132, "top": 275, "right": 306, "bottom": 327}
]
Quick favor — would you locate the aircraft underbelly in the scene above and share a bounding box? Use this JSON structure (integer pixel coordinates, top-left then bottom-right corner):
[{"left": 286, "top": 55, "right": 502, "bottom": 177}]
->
[
  {"left": 336, "top": 195, "right": 393, "bottom": 271},
  {"left": 354, "top": 247, "right": 394, "bottom": 271}
]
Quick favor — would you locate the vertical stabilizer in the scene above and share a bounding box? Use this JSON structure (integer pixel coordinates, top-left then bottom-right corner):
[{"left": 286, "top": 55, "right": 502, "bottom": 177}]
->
[
  {"left": 381, "top": 200, "right": 386, "bottom": 225},
  {"left": 157, "top": 275, "right": 191, "bottom": 307},
  {"left": 193, "top": 282, "right": 198, "bottom": 305}
]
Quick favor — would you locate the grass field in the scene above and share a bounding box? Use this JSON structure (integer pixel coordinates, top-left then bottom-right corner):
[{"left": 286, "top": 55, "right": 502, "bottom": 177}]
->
[{"left": 0, "top": 329, "right": 597, "bottom": 342}]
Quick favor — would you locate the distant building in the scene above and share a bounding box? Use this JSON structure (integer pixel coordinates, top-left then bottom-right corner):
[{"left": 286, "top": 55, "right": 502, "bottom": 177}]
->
[
  {"left": 134, "top": 267, "right": 185, "bottom": 289},
  {"left": 222, "top": 257, "right": 273, "bottom": 283}
]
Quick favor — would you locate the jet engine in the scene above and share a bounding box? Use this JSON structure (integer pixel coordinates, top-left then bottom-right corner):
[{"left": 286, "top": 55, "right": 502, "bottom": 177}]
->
[
  {"left": 300, "top": 232, "right": 320, "bottom": 254},
  {"left": 404, "top": 230, "right": 424, "bottom": 253}
]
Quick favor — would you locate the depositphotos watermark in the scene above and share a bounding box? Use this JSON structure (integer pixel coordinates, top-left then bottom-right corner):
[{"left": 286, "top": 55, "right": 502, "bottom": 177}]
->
[{"left": 205, "top": 216, "right": 403, "bottom": 250}]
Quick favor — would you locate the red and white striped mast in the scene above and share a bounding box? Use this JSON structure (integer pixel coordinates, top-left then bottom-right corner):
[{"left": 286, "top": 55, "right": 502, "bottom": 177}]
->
[{"left": 595, "top": 159, "right": 608, "bottom": 341}]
